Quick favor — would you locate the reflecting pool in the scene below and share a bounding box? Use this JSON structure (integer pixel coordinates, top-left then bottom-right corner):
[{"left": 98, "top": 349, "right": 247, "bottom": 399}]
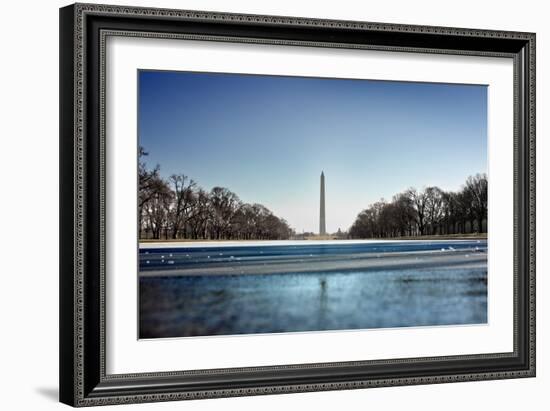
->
[{"left": 139, "top": 240, "right": 487, "bottom": 338}]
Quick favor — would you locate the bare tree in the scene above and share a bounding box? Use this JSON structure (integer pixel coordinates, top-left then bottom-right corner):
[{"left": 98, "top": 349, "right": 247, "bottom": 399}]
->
[
  {"left": 349, "top": 207, "right": 379, "bottom": 238},
  {"left": 209, "top": 187, "right": 241, "bottom": 239},
  {"left": 186, "top": 189, "right": 211, "bottom": 239},
  {"left": 168, "top": 174, "right": 196, "bottom": 239},
  {"left": 464, "top": 173, "right": 488, "bottom": 233},
  {"left": 406, "top": 188, "right": 428, "bottom": 236},
  {"left": 349, "top": 174, "right": 487, "bottom": 239},
  {"left": 138, "top": 146, "right": 162, "bottom": 236},
  {"left": 138, "top": 148, "right": 295, "bottom": 240},
  {"left": 424, "top": 186, "right": 444, "bottom": 235},
  {"left": 143, "top": 181, "right": 172, "bottom": 239},
  {"left": 392, "top": 192, "right": 416, "bottom": 236}
]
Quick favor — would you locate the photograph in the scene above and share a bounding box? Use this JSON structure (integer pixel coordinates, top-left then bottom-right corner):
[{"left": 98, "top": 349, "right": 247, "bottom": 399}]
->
[
  {"left": 56, "top": 2, "right": 536, "bottom": 406},
  {"left": 137, "top": 70, "right": 489, "bottom": 339}
]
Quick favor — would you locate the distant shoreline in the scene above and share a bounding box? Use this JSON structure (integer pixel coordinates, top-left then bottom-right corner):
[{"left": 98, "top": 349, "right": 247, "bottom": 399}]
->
[
  {"left": 140, "top": 233, "right": 487, "bottom": 244},
  {"left": 378, "top": 233, "right": 487, "bottom": 241}
]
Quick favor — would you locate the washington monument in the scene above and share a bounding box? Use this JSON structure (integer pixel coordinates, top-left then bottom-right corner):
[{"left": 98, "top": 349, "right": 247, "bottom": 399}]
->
[{"left": 319, "top": 171, "right": 326, "bottom": 235}]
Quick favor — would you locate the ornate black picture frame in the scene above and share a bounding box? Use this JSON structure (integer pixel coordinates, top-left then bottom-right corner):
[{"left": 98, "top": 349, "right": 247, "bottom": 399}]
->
[{"left": 59, "top": 3, "right": 535, "bottom": 407}]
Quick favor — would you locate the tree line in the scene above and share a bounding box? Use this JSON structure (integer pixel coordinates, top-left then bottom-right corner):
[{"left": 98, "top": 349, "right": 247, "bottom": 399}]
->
[
  {"left": 348, "top": 173, "right": 488, "bottom": 239},
  {"left": 139, "top": 147, "right": 294, "bottom": 240}
]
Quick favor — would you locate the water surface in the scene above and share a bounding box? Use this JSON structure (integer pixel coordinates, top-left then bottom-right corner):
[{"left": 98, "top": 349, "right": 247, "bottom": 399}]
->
[{"left": 139, "top": 241, "right": 487, "bottom": 338}]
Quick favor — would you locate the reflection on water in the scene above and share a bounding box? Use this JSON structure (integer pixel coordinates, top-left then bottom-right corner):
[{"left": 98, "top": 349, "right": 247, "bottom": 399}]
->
[{"left": 139, "top": 264, "right": 487, "bottom": 338}]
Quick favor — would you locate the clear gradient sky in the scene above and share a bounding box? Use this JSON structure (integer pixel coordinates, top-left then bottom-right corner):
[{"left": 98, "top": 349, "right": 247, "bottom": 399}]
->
[{"left": 139, "top": 70, "right": 487, "bottom": 234}]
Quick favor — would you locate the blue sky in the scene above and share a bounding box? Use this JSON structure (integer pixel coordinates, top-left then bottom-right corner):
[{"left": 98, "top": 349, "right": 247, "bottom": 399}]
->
[{"left": 139, "top": 70, "right": 487, "bottom": 233}]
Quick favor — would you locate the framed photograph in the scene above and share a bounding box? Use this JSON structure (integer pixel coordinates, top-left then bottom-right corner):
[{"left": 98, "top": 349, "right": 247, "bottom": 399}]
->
[{"left": 59, "top": 3, "right": 536, "bottom": 407}]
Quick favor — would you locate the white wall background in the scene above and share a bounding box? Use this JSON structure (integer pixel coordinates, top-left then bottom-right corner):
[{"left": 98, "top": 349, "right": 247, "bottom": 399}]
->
[{"left": 0, "top": 0, "right": 546, "bottom": 409}]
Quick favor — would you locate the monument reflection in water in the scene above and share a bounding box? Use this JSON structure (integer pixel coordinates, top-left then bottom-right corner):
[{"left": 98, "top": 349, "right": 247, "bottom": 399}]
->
[{"left": 139, "top": 240, "right": 487, "bottom": 339}]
